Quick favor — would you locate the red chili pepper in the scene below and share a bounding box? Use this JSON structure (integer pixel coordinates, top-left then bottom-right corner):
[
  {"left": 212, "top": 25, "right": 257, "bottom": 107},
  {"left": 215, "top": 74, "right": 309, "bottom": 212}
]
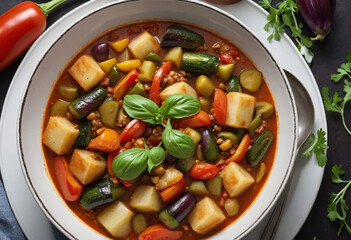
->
[
  {"left": 0, "top": 0, "right": 67, "bottom": 71},
  {"left": 150, "top": 61, "right": 172, "bottom": 106},
  {"left": 120, "top": 119, "right": 148, "bottom": 143}
]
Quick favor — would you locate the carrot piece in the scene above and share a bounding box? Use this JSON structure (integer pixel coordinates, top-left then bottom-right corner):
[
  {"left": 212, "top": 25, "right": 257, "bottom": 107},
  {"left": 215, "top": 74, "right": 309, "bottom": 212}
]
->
[
  {"left": 225, "top": 134, "right": 251, "bottom": 164},
  {"left": 138, "top": 224, "right": 182, "bottom": 240},
  {"left": 213, "top": 88, "right": 227, "bottom": 125},
  {"left": 160, "top": 177, "right": 186, "bottom": 203},
  {"left": 53, "top": 156, "right": 83, "bottom": 201},
  {"left": 113, "top": 69, "right": 138, "bottom": 100},
  {"left": 88, "top": 128, "right": 120, "bottom": 152}
]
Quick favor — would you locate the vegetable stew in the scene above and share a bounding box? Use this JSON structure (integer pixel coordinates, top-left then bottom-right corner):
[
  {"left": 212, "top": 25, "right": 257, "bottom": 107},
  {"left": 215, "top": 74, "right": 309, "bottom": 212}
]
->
[{"left": 42, "top": 21, "right": 278, "bottom": 239}]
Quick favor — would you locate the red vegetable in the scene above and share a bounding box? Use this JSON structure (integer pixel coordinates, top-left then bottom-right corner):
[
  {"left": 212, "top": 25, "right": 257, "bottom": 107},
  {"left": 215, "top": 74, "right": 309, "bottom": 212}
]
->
[
  {"left": 107, "top": 150, "right": 120, "bottom": 177},
  {"left": 160, "top": 177, "right": 186, "bottom": 203},
  {"left": 113, "top": 69, "right": 138, "bottom": 100},
  {"left": 296, "top": 0, "right": 336, "bottom": 41},
  {"left": 120, "top": 119, "right": 148, "bottom": 143},
  {"left": 219, "top": 49, "right": 240, "bottom": 64},
  {"left": 174, "top": 110, "right": 211, "bottom": 128},
  {"left": 0, "top": 0, "right": 67, "bottom": 71},
  {"left": 150, "top": 61, "right": 172, "bottom": 106},
  {"left": 119, "top": 179, "right": 134, "bottom": 189},
  {"left": 189, "top": 163, "right": 219, "bottom": 180},
  {"left": 138, "top": 224, "right": 182, "bottom": 240},
  {"left": 213, "top": 88, "right": 227, "bottom": 125},
  {"left": 53, "top": 156, "right": 83, "bottom": 201}
]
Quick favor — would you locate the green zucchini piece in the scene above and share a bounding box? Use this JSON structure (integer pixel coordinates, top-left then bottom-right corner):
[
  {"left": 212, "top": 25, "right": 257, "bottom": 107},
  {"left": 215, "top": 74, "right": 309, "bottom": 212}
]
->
[
  {"left": 127, "top": 82, "right": 148, "bottom": 97},
  {"left": 109, "top": 65, "right": 119, "bottom": 87},
  {"left": 181, "top": 52, "right": 219, "bottom": 75},
  {"left": 98, "top": 100, "right": 119, "bottom": 128},
  {"left": 247, "top": 129, "right": 274, "bottom": 166},
  {"left": 144, "top": 51, "right": 162, "bottom": 67},
  {"left": 74, "top": 118, "right": 92, "bottom": 149},
  {"left": 189, "top": 181, "right": 209, "bottom": 195},
  {"left": 255, "top": 101, "right": 274, "bottom": 119},
  {"left": 238, "top": 69, "right": 262, "bottom": 93},
  {"left": 161, "top": 24, "right": 204, "bottom": 50},
  {"left": 176, "top": 158, "right": 195, "bottom": 174},
  {"left": 50, "top": 100, "right": 69, "bottom": 116},
  {"left": 80, "top": 179, "right": 126, "bottom": 210},
  {"left": 58, "top": 85, "right": 80, "bottom": 102},
  {"left": 226, "top": 75, "right": 242, "bottom": 93},
  {"left": 248, "top": 115, "right": 262, "bottom": 137},
  {"left": 158, "top": 209, "right": 179, "bottom": 230},
  {"left": 217, "top": 131, "right": 240, "bottom": 146},
  {"left": 68, "top": 87, "right": 107, "bottom": 119},
  {"left": 132, "top": 213, "right": 147, "bottom": 234},
  {"left": 206, "top": 176, "right": 222, "bottom": 197}
]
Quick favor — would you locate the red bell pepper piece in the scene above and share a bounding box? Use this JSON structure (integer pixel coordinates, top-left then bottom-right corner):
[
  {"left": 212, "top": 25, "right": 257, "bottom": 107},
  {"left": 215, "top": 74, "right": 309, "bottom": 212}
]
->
[
  {"left": 138, "top": 224, "right": 182, "bottom": 240},
  {"left": 189, "top": 163, "right": 219, "bottom": 180},
  {"left": 219, "top": 49, "right": 240, "bottom": 64},
  {"left": 107, "top": 150, "right": 120, "bottom": 177},
  {"left": 150, "top": 61, "right": 172, "bottom": 106},
  {"left": 119, "top": 179, "right": 134, "bottom": 189},
  {"left": 160, "top": 177, "right": 186, "bottom": 203},
  {"left": 175, "top": 110, "right": 211, "bottom": 128},
  {"left": 213, "top": 88, "right": 227, "bottom": 125},
  {"left": 113, "top": 69, "right": 138, "bottom": 100},
  {"left": 53, "top": 156, "right": 83, "bottom": 201},
  {"left": 120, "top": 119, "right": 148, "bottom": 143},
  {"left": 88, "top": 128, "right": 120, "bottom": 152}
]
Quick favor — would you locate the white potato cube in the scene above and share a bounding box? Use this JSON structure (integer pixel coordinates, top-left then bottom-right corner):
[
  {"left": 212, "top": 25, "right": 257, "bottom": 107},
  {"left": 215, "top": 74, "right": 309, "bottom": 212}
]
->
[
  {"left": 226, "top": 92, "right": 255, "bottom": 129},
  {"left": 69, "top": 149, "right": 106, "bottom": 185},
  {"left": 97, "top": 201, "right": 134, "bottom": 238},
  {"left": 189, "top": 197, "right": 225, "bottom": 234},
  {"left": 129, "top": 185, "right": 162, "bottom": 212},
  {"left": 68, "top": 55, "right": 105, "bottom": 91},
  {"left": 128, "top": 31, "right": 161, "bottom": 60},
  {"left": 42, "top": 116, "right": 79, "bottom": 155},
  {"left": 219, "top": 162, "right": 254, "bottom": 197},
  {"left": 159, "top": 82, "right": 198, "bottom": 101}
]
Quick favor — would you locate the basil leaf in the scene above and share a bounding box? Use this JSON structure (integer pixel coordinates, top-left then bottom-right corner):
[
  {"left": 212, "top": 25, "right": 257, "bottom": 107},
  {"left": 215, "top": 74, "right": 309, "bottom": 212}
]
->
[
  {"left": 112, "top": 148, "right": 148, "bottom": 180},
  {"left": 123, "top": 95, "right": 161, "bottom": 124},
  {"left": 160, "top": 94, "right": 200, "bottom": 119},
  {"left": 147, "top": 144, "right": 166, "bottom": 173},
  {"left": 162, "top": 120, "right": 195, "bottom": 159}
]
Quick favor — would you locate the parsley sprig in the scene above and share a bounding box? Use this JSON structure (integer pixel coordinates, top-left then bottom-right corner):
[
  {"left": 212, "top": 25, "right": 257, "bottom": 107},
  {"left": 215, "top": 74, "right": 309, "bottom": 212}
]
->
[
  {"left": 322, "top": 80, "right": 351, "bottom": 135},
  {"left": 259, "top": 0, "right": 314, "bottom": 63},
  {"left": 302, "top": 128, "right": 328, "bottom": 167},
  {"left": 328, "top": 165, "right": 351, "bottom": 235},
  {"left": 331, "top": 50, "right": 351, "bottom": 83}
]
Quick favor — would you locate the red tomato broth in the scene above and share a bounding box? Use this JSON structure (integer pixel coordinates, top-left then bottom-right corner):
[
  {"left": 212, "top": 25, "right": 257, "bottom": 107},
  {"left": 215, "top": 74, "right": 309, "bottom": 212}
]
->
[{"left": 42, "top": 21, "right": 278, "bottom": 239}]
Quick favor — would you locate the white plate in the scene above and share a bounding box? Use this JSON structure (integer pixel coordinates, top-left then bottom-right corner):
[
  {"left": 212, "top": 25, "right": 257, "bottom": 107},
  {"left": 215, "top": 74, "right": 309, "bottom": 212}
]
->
[{"left": 0, "top": 0, "right": 326, "bottom": 239}]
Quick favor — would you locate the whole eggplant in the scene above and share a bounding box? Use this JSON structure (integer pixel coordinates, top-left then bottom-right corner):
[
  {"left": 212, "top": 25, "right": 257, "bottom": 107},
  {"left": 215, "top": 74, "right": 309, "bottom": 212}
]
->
[{"left": 296, "top": 0, "right": 336, "bottom": 41}]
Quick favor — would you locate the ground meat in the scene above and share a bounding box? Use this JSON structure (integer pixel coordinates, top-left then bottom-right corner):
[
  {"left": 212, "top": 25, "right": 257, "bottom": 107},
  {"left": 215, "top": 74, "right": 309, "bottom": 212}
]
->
[
  {"left": 195, "top": 45, "right": 208, "bottom": 52},
  {"left": 106, "top": 87, "right": 114, "bottom": 95},
  {"left": 255, "top": 120, "right": 267, "bottom": 134},
  {"left": 212, "top": 41, "right": 231, "bottom": 54},
  {"left": 107, "top": 32, "right": 119, "bottom": 42},
  {"left": 219, "top": 82, "right": 226, "bottom": 91},
  {"left": 213, "top": 125, "right": 222, "bottom": 132},
  {"left": 142, "top": 23, "right": 159, "bottom": 36},
  {"left": 145, "top": 125, "right": 164, "bottom": 147},
  {"left": 116, "top": 114, "right": 129, "bottom": 128},
  {"left": 98, "top": 77, "right": 110, "bottom": 87},
  {"left": 161, "top": 70, "right": 188, "bottom": 87},
  {"left": 127, "top": 25, "right": 141, "bottom": 35},
  {"left": 144, "top": 84, "right": 151, "bottom": 92}
]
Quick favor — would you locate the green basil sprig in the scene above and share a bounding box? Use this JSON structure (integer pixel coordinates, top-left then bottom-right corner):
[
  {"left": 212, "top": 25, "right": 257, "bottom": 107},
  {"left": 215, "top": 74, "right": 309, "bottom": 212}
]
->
[
  {"left": 123, "top": 95, "right": 162, "bottom": 124},
  {"left": 162, "top": 119, "right": 195, "bottom": 159},
  {"left": 159, "top": 94, "right": 201, "bottom": 119},
  {"left": 112, "top": 142, "right": 165, "bottom": 180}
]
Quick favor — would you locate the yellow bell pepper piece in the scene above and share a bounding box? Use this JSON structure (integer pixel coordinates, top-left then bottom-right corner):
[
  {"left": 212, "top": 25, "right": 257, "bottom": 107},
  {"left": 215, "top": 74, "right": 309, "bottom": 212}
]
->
[
  {"left": 110, "top": 38, "right": 130, "bottom": 53},
  {"left": 98, "top": 58, "right": 117, "bottom": 73},
  {"left": 116, "top": 59, "right": 141, "bottom": 72}
]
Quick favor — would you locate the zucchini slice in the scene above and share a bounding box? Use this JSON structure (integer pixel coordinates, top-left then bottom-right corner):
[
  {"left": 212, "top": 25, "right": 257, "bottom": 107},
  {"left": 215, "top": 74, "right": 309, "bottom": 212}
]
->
[{"left": 238, "top": 69, "right": 262, "bottom": 93}]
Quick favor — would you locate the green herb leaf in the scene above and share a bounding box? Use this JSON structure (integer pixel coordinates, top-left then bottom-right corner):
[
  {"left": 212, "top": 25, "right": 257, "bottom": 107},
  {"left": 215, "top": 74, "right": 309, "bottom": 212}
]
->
[
  {"left": 123, "top": 95, "right": 161, "bottom": 124},
  {"left": 327, "top": 164, "right": 351, "bottom": 236},
  {"left": 331, "top": 50, "right": 351, "bottom": 83},
  {"left": 302, "top": 128, "right": 328, "bottom": 167},
  {"left": 160, "top": 94, "right": 200, "bottom": 119},
  {"left": 112, "top": 148, "right": 148, "bottom": 180},
  {"left": 162, "top": 119, "right": 195, "bottom": 159},
  {"left": 147, "top": 144, "right": 166, "bottom": 173}
]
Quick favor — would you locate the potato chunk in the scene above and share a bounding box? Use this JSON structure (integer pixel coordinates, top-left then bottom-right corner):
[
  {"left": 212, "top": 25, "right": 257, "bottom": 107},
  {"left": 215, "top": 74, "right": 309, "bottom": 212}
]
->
[
  {"left": 155, "top": 167, "right": 183, "bottom": 191},
  {"left": 219, "top": 162, "right": 254, "bottom": 197},
  {"left": 97, "top": 201, "right": 134, "bottom": 238},
  {"left": 68, "top": 55, "right": 105, "bottom": 91},
  {"left": 159, "top": 82, "right": 198, "bottom": 101},
  {"left": 42, "top": 116, "right": 79, "bottom": 155},
  {"left": 69, "top": 149, "right": 106, "bottom": 185},
  {"left": 189, "top": 197, "right": 225, "bottom": 234},
  {"left": 226, "top": 92, "right": 255, "bottom": 129},
  {"left": 128, "top": 32, "right": 161, "bottom": 60},
  {"left": 129, "top": 185, "right": 162, "bottom": 212}
]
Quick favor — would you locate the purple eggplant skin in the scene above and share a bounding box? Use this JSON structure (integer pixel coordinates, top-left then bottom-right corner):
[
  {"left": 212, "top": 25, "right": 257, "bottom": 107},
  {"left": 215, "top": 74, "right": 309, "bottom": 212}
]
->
[
  {"left": 91, "top": 43, "right": 110, "bottom": 62},
  {"left": 201, "top": 128, "right": 219, "bottom": 162},
  {"left": 164, "top": 191, "right": 196, "bottom": 223},
  {"left": 296, "top": 0, "right": 336, "bottom": 41},
  {"left": 163, "top": 151, "right": 177, "bottom": 164}
]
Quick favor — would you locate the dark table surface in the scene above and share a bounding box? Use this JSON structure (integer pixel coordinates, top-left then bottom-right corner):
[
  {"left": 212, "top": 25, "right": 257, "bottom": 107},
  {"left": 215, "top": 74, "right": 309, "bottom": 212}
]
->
[{"left": 1, "top": 0, "right": 351, "bottom": 239}]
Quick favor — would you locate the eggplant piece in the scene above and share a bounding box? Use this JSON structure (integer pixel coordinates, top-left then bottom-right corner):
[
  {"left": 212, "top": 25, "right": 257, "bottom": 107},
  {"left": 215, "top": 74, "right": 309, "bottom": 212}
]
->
[
  {"left": 91, "top": 43, "right": 109, "bottom": 62},
  {"left": 161, "top": 24, "right": 204, "bottom": 50},
  {"left": 163, "top": 151, "right": 177, "bottom": 165},
  {"left": 181, "top": 52, "right": 219, "bottom": 75},
  {"left": 201, "top": 128, "right": 219, "bottom": 162},
  {"left": 80, "top": 179, "right": 126, "bottom": 210},
  {"left": 158, "top": 191, "right": 196, "bottom": 230},
  {"left": 68, "top": 87, "right": 107, "bottom": 119}
]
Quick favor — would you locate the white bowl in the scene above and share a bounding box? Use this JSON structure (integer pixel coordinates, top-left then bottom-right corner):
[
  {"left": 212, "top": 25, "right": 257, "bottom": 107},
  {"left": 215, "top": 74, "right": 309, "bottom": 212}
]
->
[{"left": 17, "top": 0, "right": 298, "bottom": 239}]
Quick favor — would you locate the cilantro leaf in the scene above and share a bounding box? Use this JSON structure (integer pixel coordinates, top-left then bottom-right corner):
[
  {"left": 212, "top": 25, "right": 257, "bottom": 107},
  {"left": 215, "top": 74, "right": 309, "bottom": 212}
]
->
[
  {"left": 332, "top": 164, "right": 345, "bottom": 183},
  {"left": 302, "top": 128, "right": 328, "bottom": 167},
  {"left": 331, "top": 51, "right": 351, "bottom": 83}
]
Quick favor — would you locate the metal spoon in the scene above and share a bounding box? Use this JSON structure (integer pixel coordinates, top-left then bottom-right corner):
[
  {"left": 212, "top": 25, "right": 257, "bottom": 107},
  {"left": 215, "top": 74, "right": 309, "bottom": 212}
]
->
[{"left": 260, "top": 70, "right": 315, "bottom": 240}]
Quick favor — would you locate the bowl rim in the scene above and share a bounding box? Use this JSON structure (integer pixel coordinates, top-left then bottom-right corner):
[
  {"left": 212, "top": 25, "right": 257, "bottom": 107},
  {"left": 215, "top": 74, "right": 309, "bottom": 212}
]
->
[{"left": 16, "top": 0, "right": 298, "bottom": 239}]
